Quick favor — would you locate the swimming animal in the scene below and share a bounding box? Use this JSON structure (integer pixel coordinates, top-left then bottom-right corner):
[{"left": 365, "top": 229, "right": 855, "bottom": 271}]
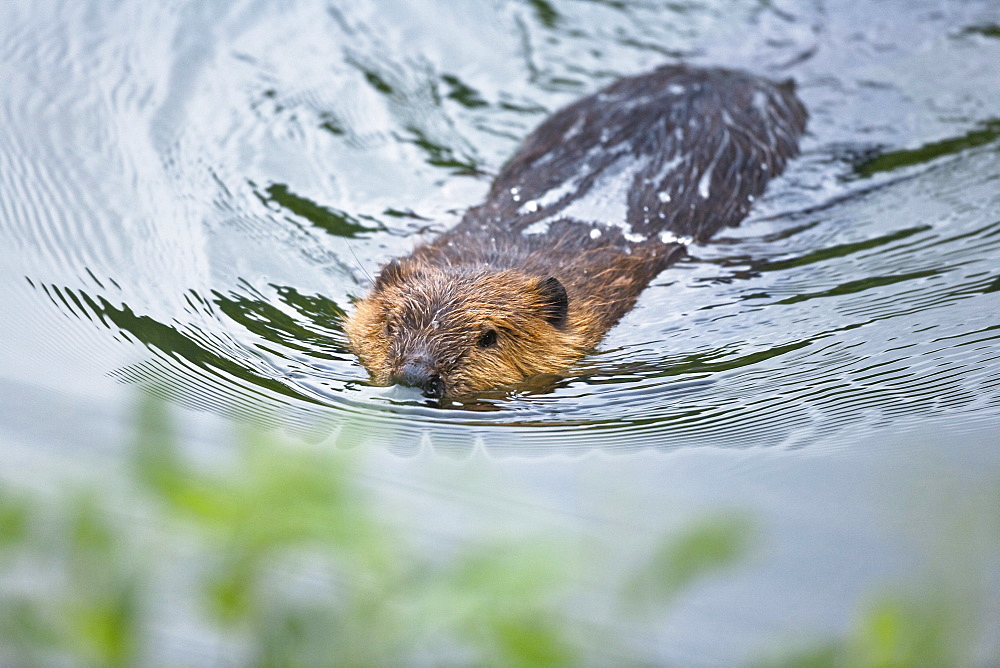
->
[{"left": 345, "top": 65, "right": 807, "bottom": 397}]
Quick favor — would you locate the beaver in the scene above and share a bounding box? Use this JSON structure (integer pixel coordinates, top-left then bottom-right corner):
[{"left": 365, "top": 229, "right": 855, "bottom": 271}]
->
[{"left": 345, "top": 65, "right": 807, "bottom": 398}]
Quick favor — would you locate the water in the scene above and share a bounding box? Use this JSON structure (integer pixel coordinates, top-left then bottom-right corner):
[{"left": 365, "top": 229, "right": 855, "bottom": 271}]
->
[{"left": 1, "top": 0, "right": 999, "bottom": 662}]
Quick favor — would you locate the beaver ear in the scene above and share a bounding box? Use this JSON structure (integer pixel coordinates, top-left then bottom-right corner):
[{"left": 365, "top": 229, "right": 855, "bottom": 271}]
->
[
  {"left": 374, "top": 259, "right": 405, "bottom": 292},
  {"left": 535, "top": 276, "right": 568, "bottom": 327}
]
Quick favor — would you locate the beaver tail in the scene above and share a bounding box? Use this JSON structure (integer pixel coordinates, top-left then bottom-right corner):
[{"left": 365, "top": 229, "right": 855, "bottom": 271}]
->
[{"left": 470, "top": 66, "right": 807, "bottom": 244}]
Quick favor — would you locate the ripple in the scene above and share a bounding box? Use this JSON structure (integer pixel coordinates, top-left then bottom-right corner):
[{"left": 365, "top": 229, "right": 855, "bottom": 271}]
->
[
  {"left": 853, "top": 118, "right": 1000, "bottom": 178},
  {"left": 3, "top": 0, "right": 999, "bottom": 455}
]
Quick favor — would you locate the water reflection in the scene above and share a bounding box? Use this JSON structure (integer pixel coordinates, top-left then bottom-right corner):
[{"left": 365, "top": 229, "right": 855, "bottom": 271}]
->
[
  {"left": 2, "top": 1, "right": 1000, "bottom": 661},
  {"left": 2, "top": 0, "right": 999, "bottom": 443},
  {"left": 255, "top": 182, "right": 385, "bottom": 238},
  {"left": 853, "top": 119, "right": 1000, "bottom": 178}
]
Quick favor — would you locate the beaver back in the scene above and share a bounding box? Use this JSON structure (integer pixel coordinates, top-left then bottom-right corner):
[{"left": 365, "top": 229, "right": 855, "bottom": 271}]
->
[{"left": 462, "top": 65, "right": 807, "bottom": 244}]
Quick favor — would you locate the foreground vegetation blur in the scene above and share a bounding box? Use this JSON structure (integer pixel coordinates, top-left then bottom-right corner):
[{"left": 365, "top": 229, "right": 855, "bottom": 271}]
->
[{"left": 0, "top": 398, "right": 996, "bottom": 665}]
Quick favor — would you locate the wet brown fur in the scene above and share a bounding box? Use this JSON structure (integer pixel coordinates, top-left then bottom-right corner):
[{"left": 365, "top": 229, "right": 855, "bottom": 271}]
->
[{"left": 345, "top": 65, "right": 807, "bottom": 397}]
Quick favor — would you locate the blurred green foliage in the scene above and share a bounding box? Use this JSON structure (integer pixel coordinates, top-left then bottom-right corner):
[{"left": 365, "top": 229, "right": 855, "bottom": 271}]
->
[
  {"left": 0, "top": 491, "right": 143, "bottom": 666},
  {"left": 0, "top": 397, "right": 996, "bottom": 665},
  {"left": 0, "top": 398, "right": 752, "bottom": 664},
  {"left": 767, "top": 593, "right": 984, "bottom": 668},
  {"left": 763, "top": 483, "right": 1000, "bottom": 668},
  {"left": 624, "top": 512, "right": 754, "bottom": 612}
]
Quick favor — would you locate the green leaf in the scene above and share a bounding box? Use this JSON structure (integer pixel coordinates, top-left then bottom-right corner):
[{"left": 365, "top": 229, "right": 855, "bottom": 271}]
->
[{"left": 625, "top": 513, "right": 754, "bottom": 610}]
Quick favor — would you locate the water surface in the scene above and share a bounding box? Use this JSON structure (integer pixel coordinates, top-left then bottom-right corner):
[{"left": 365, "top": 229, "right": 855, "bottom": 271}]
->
[{"left": 1, "top": 0, "right": 998, "bottom": 662}]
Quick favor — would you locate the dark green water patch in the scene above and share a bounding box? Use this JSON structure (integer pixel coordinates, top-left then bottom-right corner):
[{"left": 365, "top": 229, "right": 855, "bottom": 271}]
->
[
  {"left": 525, "top": 0, "right": 561, "bottom": 28},
  {"left": 255, "top": 183, "right": 382, "bottom": 238},
  {"left": 753, "top": 226, "right": 931, "bottom": 272},
  {"left": 382, "top": 207, "right": 430, "bottom": 220},
  {"left": 401, "top": 126, "right": 483, "bottom": 175},
  {"left": 35, "top": 284, "right": 325, "bottom": 405},
  {"left": 960, "top": 24, "right": 1000, "bottom": 38},
  {"left": 657, "top": 340, "right": 812, "bottom": 377},
  {"left": 318, "top": 111, "right": 345, "bottom": 136},
  {"left": 776, "top": 269, "right": 939, "bottom": 305},
  {"left": 441, "top": 74, "right": 489, "bottom": 109},
  {"left": 213, "top": 286, "right": 351, "bottom": 360},
  {"left": 854, "top": 119, "right": 1000, "bottom": 178},
  {"left": 361, "top": 69, "right": 394, "bottom": 95}
]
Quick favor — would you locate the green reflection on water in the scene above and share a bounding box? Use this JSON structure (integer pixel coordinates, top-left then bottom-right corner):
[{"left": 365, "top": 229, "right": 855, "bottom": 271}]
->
[
  {"left": 213, "top": 285, "right": 348, "bottom": 359},
  {"left": 84, "top": 292, "right": 326, "bottom": 404},
  {"left": 854, "top": 120, "right": 1000, "bottom": 179},
  {"left": 257, "top": 183, "right": 383, "bottom": 238},
  {"left": 754, "top": 226, "right": 931, "bottom": 273},
  {"left": 776, "top": 269, "right": 939, "bottom": 306}
]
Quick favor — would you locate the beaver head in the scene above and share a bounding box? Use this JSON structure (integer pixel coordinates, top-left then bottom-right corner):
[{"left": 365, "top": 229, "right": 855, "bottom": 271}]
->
[{"left": 345, "top": 259, "right": 592, "bottom": 397}]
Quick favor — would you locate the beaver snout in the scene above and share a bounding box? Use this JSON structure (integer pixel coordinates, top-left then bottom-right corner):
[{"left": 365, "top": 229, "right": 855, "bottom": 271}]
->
[{"left": 390, "top": 353, "right": 444, "bottom": 397}]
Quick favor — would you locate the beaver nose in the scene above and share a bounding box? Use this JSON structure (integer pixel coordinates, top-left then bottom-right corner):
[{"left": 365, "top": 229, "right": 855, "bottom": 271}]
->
[{"left": 392, "top": 356, "right": 444, "bottom": 397}]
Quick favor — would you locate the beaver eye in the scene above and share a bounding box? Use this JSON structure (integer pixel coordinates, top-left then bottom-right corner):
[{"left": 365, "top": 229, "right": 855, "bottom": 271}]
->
[{"left": 476, "top": 329, "right": 498, "bottom": 349}]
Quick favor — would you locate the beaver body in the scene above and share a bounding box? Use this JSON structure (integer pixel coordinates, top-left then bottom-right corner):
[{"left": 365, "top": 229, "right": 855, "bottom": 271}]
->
[{"left": 346, "top": 66, "right": 807, "bottom": 397}]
